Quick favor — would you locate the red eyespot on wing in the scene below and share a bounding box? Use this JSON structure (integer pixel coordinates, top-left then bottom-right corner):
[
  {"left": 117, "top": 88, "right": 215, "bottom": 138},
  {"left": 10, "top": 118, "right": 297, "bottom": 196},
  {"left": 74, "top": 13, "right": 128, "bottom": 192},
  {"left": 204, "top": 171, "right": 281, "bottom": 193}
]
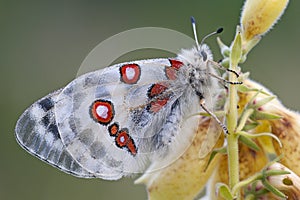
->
[
  {"left": 115, "top": 130, "right": 129, "bottom": 147},
  {"left": 147, "top": 83, "right": 168, "bottom": 98},
  {"left": 165, "top": 59, "right": 184, "bottom": 80},
  {"left": 113, "top": 128, "right": 138, "bottom": 156},
  {"left": 120, "top": 64, "right": 141, "bottom": 84},
  {"left": 147, "top": 83, "right": 171, "bottom": 113},
  {"left": 91, "top": 101, "right": 137, "bottom": 156},
  {"left": 108, "top": 123, "right": 119, "bottom": 136},
  {"left": 127, "top": 139, "right": 137, "bottom": 156},
  {"left": 169, "top": 59, "right": 184, "bottom": 69},
  {"left": 90, "top": 100, "right": 114, "bottom": 125},
  {"left": 148, "top": 98, "right": 169, "bottom": 113},
  {"left": 165, "top": 67, "right": 176, "bottom": 80}
]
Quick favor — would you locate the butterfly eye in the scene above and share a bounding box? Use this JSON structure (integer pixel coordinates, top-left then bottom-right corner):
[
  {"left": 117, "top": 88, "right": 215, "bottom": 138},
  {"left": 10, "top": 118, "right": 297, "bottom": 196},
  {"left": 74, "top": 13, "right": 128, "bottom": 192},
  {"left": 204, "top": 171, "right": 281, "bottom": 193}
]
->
[{"left": 200, "top": 50, "right": 208, "bottom": 62}]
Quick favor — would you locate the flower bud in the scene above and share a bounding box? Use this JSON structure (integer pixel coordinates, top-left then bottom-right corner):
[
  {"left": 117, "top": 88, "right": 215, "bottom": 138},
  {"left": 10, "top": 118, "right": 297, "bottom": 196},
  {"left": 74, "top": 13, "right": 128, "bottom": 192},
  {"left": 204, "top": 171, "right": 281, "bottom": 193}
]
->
[
  {"left": 267, "top": 163, "right": 300, "bottom": 199},
  {"left": 240, "top": 0, "right": 289, "bottom": 53}
]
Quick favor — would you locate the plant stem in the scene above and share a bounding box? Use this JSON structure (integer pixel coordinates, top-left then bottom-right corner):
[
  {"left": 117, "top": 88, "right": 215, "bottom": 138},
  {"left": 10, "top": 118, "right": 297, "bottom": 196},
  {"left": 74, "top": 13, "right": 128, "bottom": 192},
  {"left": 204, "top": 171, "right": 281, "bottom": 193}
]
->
[
  {"left": 227, "top": 70, "right": 240, "bottom": 191},
  {"left": 226, "top": 30, "right": 242, "bottom": 198}
]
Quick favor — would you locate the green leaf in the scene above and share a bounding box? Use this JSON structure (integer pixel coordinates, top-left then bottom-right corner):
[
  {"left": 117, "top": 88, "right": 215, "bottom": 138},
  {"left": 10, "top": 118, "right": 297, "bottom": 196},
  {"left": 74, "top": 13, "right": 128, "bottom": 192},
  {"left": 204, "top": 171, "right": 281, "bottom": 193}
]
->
[
  {"left": 217, "top": 37, "right": 230, "bottom": 57},
  {"left": 250, "top": 96, "right": 276, "bottom": 109},
  {"left": 264, "top": 170, "right": 290, "bottom": 177},
  {"left": 238, "top": 131, "right": 283, "bottom": 148},
  {"left": 230, "top": 30, "right": 242, "bottom": 67},
  {"left": 243, "top": 122, "right": 259, "bottom": 131},
  {"left": 237, "top": 108, "right": 254, "bottom": 132},
  {"left": 239, "top": 135, "right": 260, "bottom": 151},
  {"left": 262, "top": 177, "right": 286, "bottom": 198},
  {"left": 216, "top": 183, "right": 234, "bottom": 200},
  {"left": 261, "top": 168, "right": 290, "bottom": 198},
  {"left": 250, "top": 111, "right": 282, "bottom": 120},
  {"left": 205, "top": 147, "right": 227, "bottom": 171},
  {"left": 239, "top": 54, "right": 247, "bottom": 63},
  {"left": 237, "top": 84, "right": 269, "bottom": 96}
]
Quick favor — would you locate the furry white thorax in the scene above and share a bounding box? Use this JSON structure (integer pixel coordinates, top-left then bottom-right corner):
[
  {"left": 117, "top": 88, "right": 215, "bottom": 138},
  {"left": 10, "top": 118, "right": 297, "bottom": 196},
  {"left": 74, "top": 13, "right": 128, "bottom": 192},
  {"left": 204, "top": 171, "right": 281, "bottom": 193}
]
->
[
  {"left": 177, "top": 44, "right": 213, "bottom": 70},
  {"left": 177, "top": 44, "right": 220, "bottom": 110}
]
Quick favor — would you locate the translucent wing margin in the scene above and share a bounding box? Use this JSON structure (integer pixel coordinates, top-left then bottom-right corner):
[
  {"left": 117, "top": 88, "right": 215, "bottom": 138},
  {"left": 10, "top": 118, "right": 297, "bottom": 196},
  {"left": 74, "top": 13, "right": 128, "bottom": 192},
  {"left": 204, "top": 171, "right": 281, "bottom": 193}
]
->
[{"left": 15, "top": 89, "right": 96, "bottom": 178}]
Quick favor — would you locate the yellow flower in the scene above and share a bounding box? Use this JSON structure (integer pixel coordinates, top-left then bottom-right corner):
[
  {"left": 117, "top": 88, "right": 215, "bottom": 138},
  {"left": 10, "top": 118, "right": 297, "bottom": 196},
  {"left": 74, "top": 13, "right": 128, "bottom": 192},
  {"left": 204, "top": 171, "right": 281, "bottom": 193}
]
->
[
  {"left": 210, "top": 79, "right": 300, "bottom": 199},
  {"left": 266, "top": 163, "right": 300, "bottom": 199},
  {"left": 240, "top": 0, "right": 289, "bottom": 53},
  {"left": 135, "top": 119, "right": 224, "bottom": 200}
]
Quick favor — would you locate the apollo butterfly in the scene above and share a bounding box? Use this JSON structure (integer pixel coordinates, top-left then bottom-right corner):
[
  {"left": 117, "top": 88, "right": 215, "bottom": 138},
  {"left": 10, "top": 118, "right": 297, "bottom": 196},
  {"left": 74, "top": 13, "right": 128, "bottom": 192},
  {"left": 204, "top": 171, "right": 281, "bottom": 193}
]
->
[{"left": 15, "top": 17, "right": 239, "bottom": 180}]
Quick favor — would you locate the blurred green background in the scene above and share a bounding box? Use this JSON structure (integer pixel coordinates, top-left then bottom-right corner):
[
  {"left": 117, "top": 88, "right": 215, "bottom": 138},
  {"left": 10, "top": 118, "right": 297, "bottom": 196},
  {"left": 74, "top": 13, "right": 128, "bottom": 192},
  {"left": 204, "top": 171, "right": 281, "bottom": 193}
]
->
[{"left": 1, "top": 1, "right": 299, "bottom": 200}]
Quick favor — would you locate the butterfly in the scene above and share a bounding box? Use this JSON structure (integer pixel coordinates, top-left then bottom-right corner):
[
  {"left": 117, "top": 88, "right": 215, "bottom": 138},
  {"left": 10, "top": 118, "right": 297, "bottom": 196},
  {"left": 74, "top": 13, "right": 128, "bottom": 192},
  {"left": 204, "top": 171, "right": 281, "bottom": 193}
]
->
[{"left": 15, "top": 17, "right": 238, "bottom": 180}]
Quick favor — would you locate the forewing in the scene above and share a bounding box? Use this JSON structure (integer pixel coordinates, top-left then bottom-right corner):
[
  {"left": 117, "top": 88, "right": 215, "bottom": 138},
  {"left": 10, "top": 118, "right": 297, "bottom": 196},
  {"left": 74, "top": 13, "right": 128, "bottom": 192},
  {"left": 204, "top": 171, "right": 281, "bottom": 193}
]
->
[{"left": 54, "top": 58, "right": 186, "bottom": 179}]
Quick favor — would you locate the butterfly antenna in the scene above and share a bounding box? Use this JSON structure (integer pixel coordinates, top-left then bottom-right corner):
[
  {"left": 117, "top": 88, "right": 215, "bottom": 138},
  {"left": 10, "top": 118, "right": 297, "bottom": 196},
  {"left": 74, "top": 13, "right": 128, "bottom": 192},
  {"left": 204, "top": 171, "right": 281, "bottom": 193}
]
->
[
  {"left": 191, "top": 17, "right": 223, "bottom": 50},
  {"left": 200, "top": 27, "right": 223, "bottom": 47},
  {"left": 190, "top": 16, "right": 200, "bottom": 50}
]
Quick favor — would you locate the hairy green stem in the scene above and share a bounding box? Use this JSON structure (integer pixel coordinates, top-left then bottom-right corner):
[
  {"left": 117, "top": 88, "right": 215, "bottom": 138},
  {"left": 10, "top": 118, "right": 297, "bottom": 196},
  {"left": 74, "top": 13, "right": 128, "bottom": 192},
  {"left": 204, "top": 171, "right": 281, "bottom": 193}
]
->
[
  {"left": 226, "top": 31, "right": 242, "bottom": 198},
  {"left": 227, "top": 73, "right": 239, "bottom": 191}
]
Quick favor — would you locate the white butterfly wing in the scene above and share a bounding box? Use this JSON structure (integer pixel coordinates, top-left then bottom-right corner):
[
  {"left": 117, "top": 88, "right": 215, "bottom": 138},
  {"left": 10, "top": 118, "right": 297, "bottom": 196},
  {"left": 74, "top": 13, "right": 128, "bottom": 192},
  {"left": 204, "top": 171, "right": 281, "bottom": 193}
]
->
[
  {"left": 15, "top": 89, "right": 96, "bottom": 178},
  {"left": 15, "top": 58, "right": 201, "bottom": 180}
]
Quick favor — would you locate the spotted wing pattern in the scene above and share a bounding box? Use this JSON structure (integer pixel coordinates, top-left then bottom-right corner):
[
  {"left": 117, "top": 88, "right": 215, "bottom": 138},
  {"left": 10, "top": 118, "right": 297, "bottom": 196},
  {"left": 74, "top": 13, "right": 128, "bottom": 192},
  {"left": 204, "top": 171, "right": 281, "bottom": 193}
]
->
[
  {"left": 15, "top": 58, "right": 202, "bottom": 180},
  {"left": 15, "top": 89, "right": 95, "bottom": 178}
]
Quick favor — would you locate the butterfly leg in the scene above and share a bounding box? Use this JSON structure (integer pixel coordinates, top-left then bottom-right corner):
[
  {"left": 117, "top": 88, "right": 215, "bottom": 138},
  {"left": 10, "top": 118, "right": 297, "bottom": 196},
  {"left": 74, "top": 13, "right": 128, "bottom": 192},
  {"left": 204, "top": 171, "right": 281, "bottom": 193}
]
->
[
  {"left": 208, "top": 72, "right": 242, "bottom": 85},
  {"left": 199, "top": 98, "right": 229, "bottom": 134},
  {"left": 208, "top": 60, "right": 240, "bottom": 78}
]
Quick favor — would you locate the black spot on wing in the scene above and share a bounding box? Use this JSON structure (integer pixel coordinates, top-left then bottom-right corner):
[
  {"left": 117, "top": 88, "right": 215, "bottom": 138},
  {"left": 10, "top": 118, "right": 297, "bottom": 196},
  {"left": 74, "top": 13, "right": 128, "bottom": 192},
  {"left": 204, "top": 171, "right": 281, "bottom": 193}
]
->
[
  {"left": 39, "top": 98, "right": 54, "bottom": 112},
  {"left": 41, "top": 113, "right": 50, "bottom": 127},
  {"left": 15, "top": 89, "right": 96, "bottom": 178},
  {"left": 131, "top": 108, "right": 151, "bottom": 127},
  {"left": 48, "top": 123, "right": 60, "bottom": 139}
]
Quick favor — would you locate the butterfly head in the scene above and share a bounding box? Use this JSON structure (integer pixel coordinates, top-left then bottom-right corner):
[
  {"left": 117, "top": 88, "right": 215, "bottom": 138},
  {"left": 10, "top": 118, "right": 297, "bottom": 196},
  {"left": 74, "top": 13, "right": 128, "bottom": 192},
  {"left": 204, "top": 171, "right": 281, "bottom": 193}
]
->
[
  {"left": 190, "top": 16, "right": 223, "bottom": 63},
  {"left": 178, "top": 45, "right": 213, "bottom": 71},
  {"left": 175, "top": 18, "right": 223, "bottom": 100}
]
